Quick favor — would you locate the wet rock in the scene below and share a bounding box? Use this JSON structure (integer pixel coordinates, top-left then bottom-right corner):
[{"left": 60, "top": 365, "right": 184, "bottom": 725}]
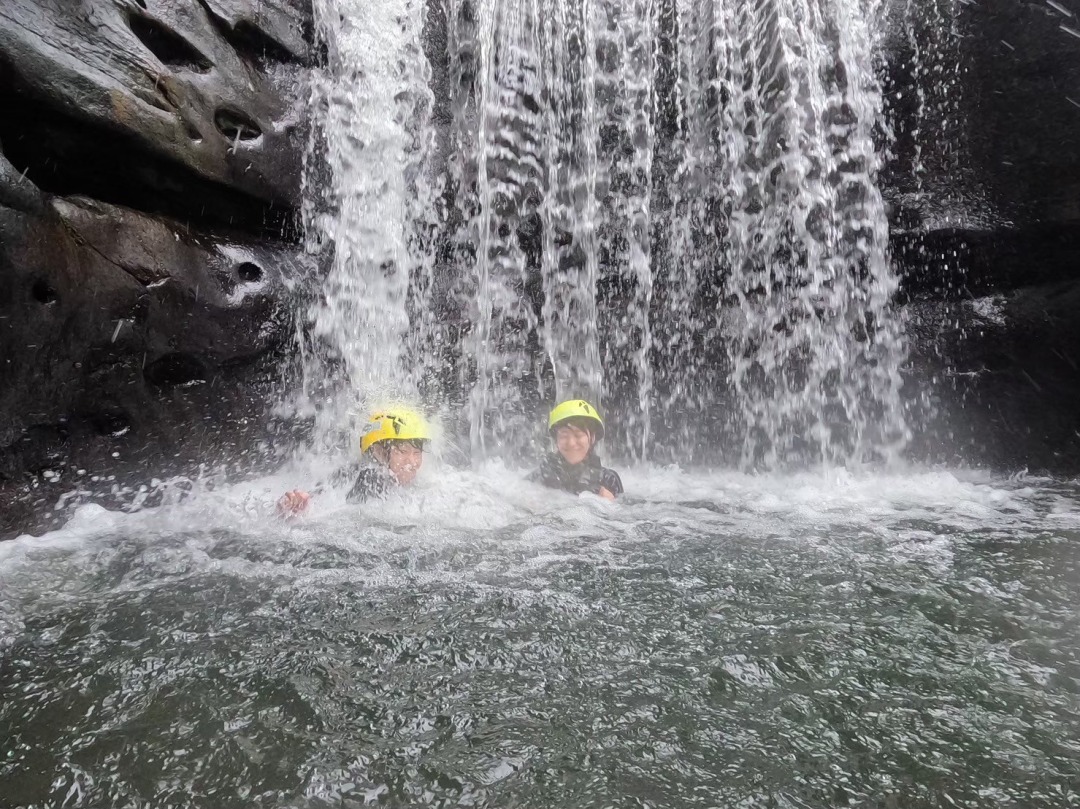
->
[
  {"left": 884, "top": 0, "right": 1080, "bottom": 278},
  {"left": 0, "top": 0, "right": 316, "bottom": 536},
  {"left": 881, "top": 0, "right": 1080, "bottom": 474},
  {"left": 0, "top": 189, "right": 313, "bottom": 538},
  {"left": 0, "top": 0, "right": 310, "bottom": 215},
  {"left": 955, "top": 0, "right": 1080, "bottom": 230},
  {"left": 0, "top": 149, "right": 44, "bottom": 214},
  {"left": 906, "top": 281, "right": 1080, "bottom": 471},
  {"left": 200, "top": 0, "right": 313, "bottom": 63},
  {"left": 894, "top": 222, "right": 1080, "bottom": 305}
]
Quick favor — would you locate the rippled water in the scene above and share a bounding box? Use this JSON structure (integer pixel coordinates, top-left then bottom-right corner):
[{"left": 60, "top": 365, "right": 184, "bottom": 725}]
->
[{"left": 2, "top": 468, "right": 1080, "bottom": 808}]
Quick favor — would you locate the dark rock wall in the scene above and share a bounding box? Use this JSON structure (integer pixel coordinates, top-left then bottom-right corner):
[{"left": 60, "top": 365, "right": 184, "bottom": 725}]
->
[
  {"left": 0, "top": 0, "right": 307, "bottom": 209},
  {"left": 891, "top": 0, "right": 1080, "bottom": 471},
  {"left": 960, "top": 0, "right": 1080, "bottom": 228},
  {"left": 907, "top": 284, "right": 1080, "bottom": 471},
  {"left": 0, "top": 0, "right": 315, "bottom": 537}
]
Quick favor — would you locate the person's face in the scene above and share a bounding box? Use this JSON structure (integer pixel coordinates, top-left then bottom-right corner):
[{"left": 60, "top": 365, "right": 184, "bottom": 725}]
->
[
  {"left": 374, "top": 441, "right": 424, "bottom": 485},
  {"left": 555, "top": 423, "right": 594, "bottom": 465}
]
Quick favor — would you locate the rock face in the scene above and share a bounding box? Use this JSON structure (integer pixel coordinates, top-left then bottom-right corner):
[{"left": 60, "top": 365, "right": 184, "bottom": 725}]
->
[
  {"left": 906, "top": 282, "right": 1080, "bottom": 471},
  {"left": 886, "top": 0, "right": 1080, "bottom": 472},
  {"left": 0, "top": 0, "right": 314, "bottom": 538},
  {"left": 0, "top": 171, "right": 313, "bottom": 538},
  {"left": 958, "top": 0, "right": 1080, "bottom": 230},
  {"left": 0, "top": 0, "right": 308, "bottom": 216}
]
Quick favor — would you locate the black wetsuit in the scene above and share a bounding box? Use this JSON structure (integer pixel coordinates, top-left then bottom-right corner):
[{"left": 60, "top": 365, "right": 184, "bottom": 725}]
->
[
  {"left": 529, "top": 452, "right": 624, "bottom": 497},
  {"left": 345, "top": 466, "right": 396, "bottom": 503},
  {"left": 309, "top": 464, "right": 395, "bottom": 502}
]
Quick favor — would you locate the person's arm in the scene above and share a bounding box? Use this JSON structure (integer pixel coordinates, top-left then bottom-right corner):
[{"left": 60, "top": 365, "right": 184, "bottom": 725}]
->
[
  {"left": 598, "top": 468, "right": 623, "bottom": 500},
  {"left": 571, "top": 462, "right": 611, "bottom": 498},
  {"left": 277, "top": 463, "right": 361, "bottom": 517}
]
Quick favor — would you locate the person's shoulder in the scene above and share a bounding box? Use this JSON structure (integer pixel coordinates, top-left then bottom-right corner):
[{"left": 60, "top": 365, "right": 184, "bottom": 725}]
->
[
  {"left": 347, "top": 466, "right": 393, "bottom": 503},
  {"left": 529, "top": 453, "right": 564, "bottom": 486}
]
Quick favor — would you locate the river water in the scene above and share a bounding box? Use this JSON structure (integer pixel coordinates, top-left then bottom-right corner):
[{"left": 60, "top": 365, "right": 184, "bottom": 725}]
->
[{"left": 3, "top": 466, "right": 1079, "bottom": 807}]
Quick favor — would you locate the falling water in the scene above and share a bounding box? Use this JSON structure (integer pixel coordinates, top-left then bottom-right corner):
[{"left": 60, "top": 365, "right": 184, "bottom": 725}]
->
[
  {"left": 452, "top": 0, "right": 548, "bottom": 454},
  {"left": 886, "top": 0, "right": 982, "bottom": 231},
  {"left": 305, "top": 0, "right": 912, "bottom": 468},
  {"left": 537, "top": 0, "right": 603, "bottom": 419},
  {"left": 710, "top": 0, "right": 909, "bottom": 467},
  {"left": 301, "top": 0, "right": 436, "bottom": 445}
]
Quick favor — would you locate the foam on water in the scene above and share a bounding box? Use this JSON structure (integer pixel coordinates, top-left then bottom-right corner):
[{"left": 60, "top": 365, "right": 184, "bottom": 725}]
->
[{"left": 3, "top": 466, "right": 1076, "bottom": 612}]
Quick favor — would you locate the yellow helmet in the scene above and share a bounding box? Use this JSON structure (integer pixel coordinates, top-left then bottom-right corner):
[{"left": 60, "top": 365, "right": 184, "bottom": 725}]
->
[
  {"left": 360, "top": 408, "right": 431, "bottom": 454},
  {"left": 548, "top": 399, "right": 604, "bottom": 440}
]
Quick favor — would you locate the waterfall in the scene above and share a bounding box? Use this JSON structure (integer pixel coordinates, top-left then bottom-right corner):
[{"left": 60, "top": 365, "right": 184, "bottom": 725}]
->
[
  {"left": 301, "top": 0, "right": 436, "bottom": 446},
  {"left": 452, "top": 0, "right": 548, "bottom": 454},
  {"left": 303, "top": 0, "right": 911, "bottom": 468},
  {"left": 712, "top": 0, "right": 908, "bottom": 466},
  {"left": 538, "top": 0, "right": 604, "bottom": 425}
]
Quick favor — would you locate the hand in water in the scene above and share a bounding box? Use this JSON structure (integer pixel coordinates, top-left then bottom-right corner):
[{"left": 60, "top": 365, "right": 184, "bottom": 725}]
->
[
  {"left": 598, "top": 486, "right": 616, "bottom": 501},
  {"left": 276, "top": 490, "right": 310, "bottom": 518}
]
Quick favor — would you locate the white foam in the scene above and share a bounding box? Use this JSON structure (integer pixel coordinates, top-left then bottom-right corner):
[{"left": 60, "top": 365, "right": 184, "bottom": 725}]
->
[
  {"left": 2, "top": 462, "right": 1077, "bottom": 634},
  {"left": 7, "top": 462, "right": 1076, "bottom": 550}
]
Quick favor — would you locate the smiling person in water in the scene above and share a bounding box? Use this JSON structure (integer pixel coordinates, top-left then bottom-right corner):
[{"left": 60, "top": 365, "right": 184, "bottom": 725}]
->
[
  {"left": 529, "top": 399, "right": 623, "bottom": 501},
  {"left": 277, "top": 407, "right": 430, "bottom": 517}
]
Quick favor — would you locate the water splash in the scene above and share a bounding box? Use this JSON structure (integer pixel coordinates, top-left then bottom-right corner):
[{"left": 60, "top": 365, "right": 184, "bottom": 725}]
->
[{"left": 5, "top": 465, "right": 1080, "bottom": 807}]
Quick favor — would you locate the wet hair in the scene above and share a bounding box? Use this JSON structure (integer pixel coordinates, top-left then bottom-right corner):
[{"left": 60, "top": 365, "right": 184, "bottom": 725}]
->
[
  {"left": 371, "top": 438, "right": 426, "bottom": 462},
  {"left": 383, "top": 438, "right": 426, "bottom": 451},
  {"left": 552, "top": 417, "right": 597, "bottom": 439}
]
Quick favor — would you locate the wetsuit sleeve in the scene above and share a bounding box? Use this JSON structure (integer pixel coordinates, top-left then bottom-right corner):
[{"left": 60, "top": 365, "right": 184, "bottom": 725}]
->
[
  {"left": 574, "top": 464, "right": 605, "bottom": 495},
  {"left": 600, "top": 468, "right": 623, "bottom": 496}
]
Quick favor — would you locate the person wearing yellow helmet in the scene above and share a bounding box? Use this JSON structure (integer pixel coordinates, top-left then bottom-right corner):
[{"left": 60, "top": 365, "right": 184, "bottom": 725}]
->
[
  {"left": 276, "top": 407, "right": 431, "bottom": 517},
  {"left": 529, "top": 399, "right": 623, "bottom": 501}
]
